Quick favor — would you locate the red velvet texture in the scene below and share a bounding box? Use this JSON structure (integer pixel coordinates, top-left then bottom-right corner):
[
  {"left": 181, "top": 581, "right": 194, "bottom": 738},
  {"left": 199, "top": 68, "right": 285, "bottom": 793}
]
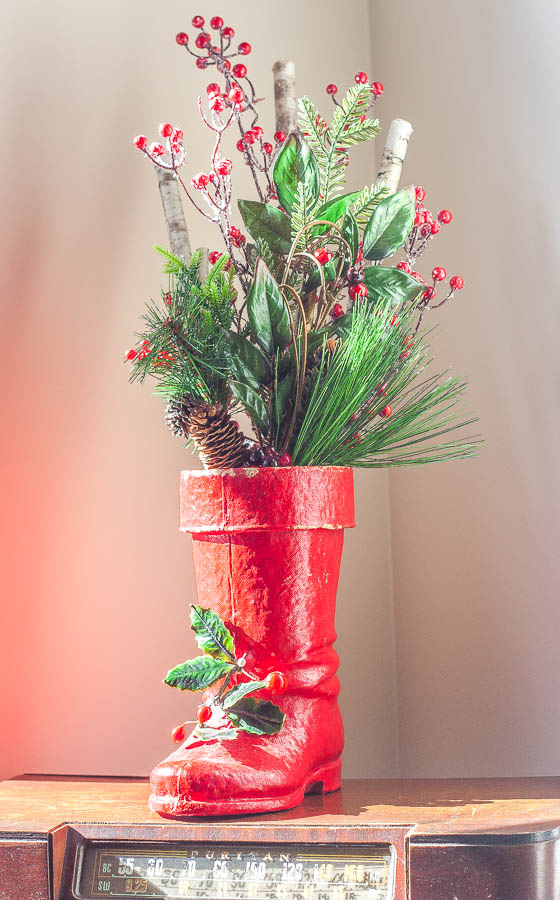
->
[{"left": 149, "top": 467, "right": 355, "bottom": 817}]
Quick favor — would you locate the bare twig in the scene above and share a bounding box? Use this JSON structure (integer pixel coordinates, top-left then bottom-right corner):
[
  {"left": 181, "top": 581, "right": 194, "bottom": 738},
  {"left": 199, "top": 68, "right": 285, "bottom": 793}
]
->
[
  {"left": 375, "top": 118, "right": 413, "bottom": 195},
  {"left": 272, "top": 60, "right": 297, "bottom": 134},
  {"left": 154, "top": 166, "right": 192, "bottom": 262}
]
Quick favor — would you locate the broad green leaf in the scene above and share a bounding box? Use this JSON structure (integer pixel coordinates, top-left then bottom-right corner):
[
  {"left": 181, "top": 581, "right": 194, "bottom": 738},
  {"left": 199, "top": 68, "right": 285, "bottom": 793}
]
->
[
  {"left": 303, "top": 259, "right": 337, "bottom": 293},
  {"left": 342, "top": 212, "right": 359, "bottom": 262},
  {"left": 190, "top": 605, "right": 235, "bottom": 660},
  {"left": 363, "top": 266, "right": 424, "bottom": 307},
  {"left": 222, "top": 680, "right": 266, "bottom": 709},
  {"left": 247, "top": 260, "right": 291, "bottom": 355},
  {"left": 194, "top": 725, "right": 237, "bottom": 742},
  {"left": 230, "top": 381, "right": 270, "bottom": 432},
  {"left": 226, "top": 696, "right": 286, "bottom": 735},
  {"left": 274, "top": 371, "right": 294, "bottom": 427},
  {"left": 271, "top": 131, "right": 320, "bottom": 215},
  {"left": 164, "top": 656, "right": 232, "bottom": 691},
  {"left": 225, "top": 331, "right": 271, "bottom": 390},
  {"left": 313, "top": 191, "right": 361, "bottom": 236},
  {"left": 238, "top": 200, "right": 292, "bottom": 254},
  {"left": 363, "top": 186, "right": 415, "bottom": 261}
]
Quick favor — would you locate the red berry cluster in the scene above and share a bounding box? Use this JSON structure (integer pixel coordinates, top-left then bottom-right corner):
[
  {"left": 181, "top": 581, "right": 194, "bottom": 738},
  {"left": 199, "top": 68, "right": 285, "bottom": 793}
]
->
[
  {"left": 175, "top": 14, "right": 251, "bottom": 74},
  {"left": 133, "top": 123, "right": 185, "bottom": 170},
  {"left": 325, "top": 71, "right": 384, "bottom": 109},
  {"left": 244, "top": 444, "right": 292, "bottom": 467}
]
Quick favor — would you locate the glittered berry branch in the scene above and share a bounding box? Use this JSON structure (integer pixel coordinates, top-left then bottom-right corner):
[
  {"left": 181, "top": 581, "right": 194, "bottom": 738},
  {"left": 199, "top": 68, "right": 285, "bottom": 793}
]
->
[{"left": 166, "top": 605, "right": 287, "bottom": 743}]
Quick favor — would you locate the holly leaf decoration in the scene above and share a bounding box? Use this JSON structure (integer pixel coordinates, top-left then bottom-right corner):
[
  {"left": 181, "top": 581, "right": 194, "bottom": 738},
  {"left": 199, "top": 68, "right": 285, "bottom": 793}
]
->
[
  {"left": 225, "top": 331, "right": 271, "bottom": 390},
  {"left": 271, "top": 130, "right": 320, "bottom": 215},
  {"left": 363, "top": 266, "right": 424, "bottom": 307},
  {"left": 164, "top": 656, "right": 233, "bottom": 691},
  {"left": 230, "top": 381, "right": 269, "bottom": 432},
  {"left": 247, "top": 260, "right": 291, "bottom": 355},
  {"left": 222, "top": 680, "right": 266, "bottom": 708},
  {"left": 238, "top": 200, "right": 292, "bottom": 254},
  {"left": 313, "top": 191, "right": 361, "bottom": 236},
  {"left": 194, "top": 725, "right": 238, "bottom": 742},
  {"left": 226, "top": 696, "right": 285, "bottom": 735},
  {"left": 363, "top": 186, "right": 416, "bottom": 261},
  {"left": 190, "top": 604, "right": 235, "bottom": 661}
]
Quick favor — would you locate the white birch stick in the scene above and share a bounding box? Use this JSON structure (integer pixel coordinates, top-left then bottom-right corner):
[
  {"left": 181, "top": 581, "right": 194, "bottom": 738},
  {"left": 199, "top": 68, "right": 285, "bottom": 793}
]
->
[
  {"left": 375, "top": 118, "right": 413, "bottom": 195},
  {"left": 197, "top": 247, "right": 209, "bottom": 280},
  {"left": 272, "top": 60, "right": 297, "bottom": 134},
  {"left": 154, "top": 166, "right": 192, "bottom": 262}
]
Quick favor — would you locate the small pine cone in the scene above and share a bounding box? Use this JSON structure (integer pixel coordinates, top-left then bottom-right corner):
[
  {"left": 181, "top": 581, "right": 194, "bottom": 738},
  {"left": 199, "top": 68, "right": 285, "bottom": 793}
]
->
[{"left": 165, "top": 398, "right": 250, "bottom": 469}]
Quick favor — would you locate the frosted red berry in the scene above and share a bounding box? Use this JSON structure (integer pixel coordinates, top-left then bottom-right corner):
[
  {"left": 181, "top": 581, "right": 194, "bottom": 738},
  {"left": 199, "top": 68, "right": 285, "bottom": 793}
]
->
[
  {"left": 209, "top": 250, "right": 221, "bottom": 265},
  {"left": 265, "top": 671, "right": 288, "bottom": 694},
  {"left": 236, "top": 139, "right": 246, "bottom": 152},
  {"left": 191, "top": 172, "right": 210, "bottom": 189},
  {"left": 415, "top": 186, "right": 426, "bottom": 202},
  {"left": 429, "top": 221, "right": 440, "bottom": 235},
  {"left": 149, "top": 142, "right": 165, "bottom": 156},
  {"left": 125, "top": 348, "right": 137, "bottom": 360},
  {"left": 432, "top": 266, "right": 447, "bottom": 282},
  {"left": 171, "top": 724, "right": 186, "bottom": 743},
  {"left": 215, "top": 158, "right": 233, "bottom": 176},
  {"left": 192, "top": 15, "right": 204, "bottom": 27},
  {"left": 210, "top": 15, "right": 223, "bottom": 29},
  {"left": 450, "top": 275, "right": 464, "bottom": 291},
  {"left": 229, "top": 85, "right": 245, "bottom": 105},
  {"left": 263, "top": 142, "right": 273, "bottom": 154},
  {"left": 158, "top": 122, "right": 173, "bottom": 138},
  {"left": 197, "top": 705, "right": 212, "bottom": 724},
  {"left": 133, "top": 134, "right": 148, "bottom": 150},
  {"left": 253, "top": 126, "right": 263, "bottom": 137},
  {"left": 196, "top": 58, "right": 207, "bottom": 69},
  {"left": 206, "top": 82, "right": 220, "bottom": 95},
  {"left": 396, "top": 261, "right": 410, "bottom": 273},
  {"left": 175, "top": 32, "right": 189, "bottom": 46},
  {"left": 222, "top": 26, "right": 234, "bottom": 37},
  {"left": 238, "top": 41, "right": 251, "bottom": 55},
  {"left": 355, "top": 71, "right": 368, "bottom": 84},
  {"left": 326, "top": 83, "right": 338, "bottom": 95},
  {"left": 209, "top": 94, "right": 225, "bottom": 112},
  {"left": 233, "top": 63, "right": 247, "bottom": 78},
  {"left": 279, "top": 454, "right": 292, "bottom": 467},
  {"left": 274, "top": 131, "right": 286, "bottom": 143},
  {"left": 437, "top": 209, "right": 453, "bottom": 224},
  {"left": 195, "top": 32, "right": 210, "bottom": 48},
  {"left": 371, "top": 82, "right": 384, "bottom": 95},
  {"left": 349, "top": 282, "right": 368, "bottom": 299},
  {"left": 243, "top": 130, "right": 255, "bottom": 145},
  {"left": 331, "top": 303, "right": 344, "bottom": 318},
  {"left": 380, "top": 405, "right": 392, "bottom": 418}
]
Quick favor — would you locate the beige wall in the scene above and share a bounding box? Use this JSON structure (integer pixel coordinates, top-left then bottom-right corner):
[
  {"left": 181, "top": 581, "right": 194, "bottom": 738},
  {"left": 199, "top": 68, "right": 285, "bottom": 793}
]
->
[{"left": 0, "top": 0, "right": 397, "bottom": 780}]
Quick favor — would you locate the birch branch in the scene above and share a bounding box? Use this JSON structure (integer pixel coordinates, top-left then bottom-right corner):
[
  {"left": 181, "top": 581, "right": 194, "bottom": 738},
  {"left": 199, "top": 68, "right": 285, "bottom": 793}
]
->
[
  {"left": 154, "top": 166, "right": 192, "bottom": 262},
  {"left": 197, "top": 247, "right": 209, "bottom": 280},
  {"left": 375, "top": 118, "right": 413, "bottom": 195},
  {"left": 272, "top": 60, "right": 297, "bottom": 134}
]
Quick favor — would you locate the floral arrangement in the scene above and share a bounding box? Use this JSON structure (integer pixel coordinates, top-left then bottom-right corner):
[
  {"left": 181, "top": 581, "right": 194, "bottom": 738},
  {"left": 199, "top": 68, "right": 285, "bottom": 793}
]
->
[{"left": 127, "top": 13, "right": 478, "bottom": 471}]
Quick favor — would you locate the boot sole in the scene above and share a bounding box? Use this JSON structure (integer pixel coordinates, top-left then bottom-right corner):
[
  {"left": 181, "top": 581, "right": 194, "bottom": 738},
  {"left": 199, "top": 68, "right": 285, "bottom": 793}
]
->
[{"left": 148, "top": 758, "right": 341, "bottom": 818}]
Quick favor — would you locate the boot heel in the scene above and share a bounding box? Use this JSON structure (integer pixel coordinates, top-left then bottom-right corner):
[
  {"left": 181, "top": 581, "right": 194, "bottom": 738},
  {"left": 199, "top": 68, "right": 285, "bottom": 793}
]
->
[{"left": 305, "top": 759, "right": 342, "bottom": 796}]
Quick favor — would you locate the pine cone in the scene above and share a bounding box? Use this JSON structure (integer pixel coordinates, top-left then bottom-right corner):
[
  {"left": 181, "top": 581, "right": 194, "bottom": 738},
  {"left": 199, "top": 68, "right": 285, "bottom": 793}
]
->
[{"left": 165, "top": 398, "right": 250, "bottom": 469}]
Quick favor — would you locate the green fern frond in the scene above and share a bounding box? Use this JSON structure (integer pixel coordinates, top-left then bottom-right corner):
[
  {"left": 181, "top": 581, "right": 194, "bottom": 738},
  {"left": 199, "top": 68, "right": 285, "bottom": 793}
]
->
[
  {"left": 291, "top": 182, "right": 318, "bottom": 248},
  {"left": 351, "top": 183, "right": 388, "bottom": 227}
]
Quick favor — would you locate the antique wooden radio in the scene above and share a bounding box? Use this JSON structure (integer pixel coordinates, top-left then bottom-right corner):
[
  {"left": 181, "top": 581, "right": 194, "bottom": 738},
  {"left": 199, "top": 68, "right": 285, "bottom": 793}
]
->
[{"left": 1, "top": 776, "right": 560, "bottom": 900}]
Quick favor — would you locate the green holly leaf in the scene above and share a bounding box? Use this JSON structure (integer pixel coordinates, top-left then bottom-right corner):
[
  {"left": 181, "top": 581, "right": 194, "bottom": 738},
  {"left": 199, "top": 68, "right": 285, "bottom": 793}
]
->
[
  {"left": 271, "top": 131, "right": 320, "bottom": 215},
  {"left": 363, "top": 266, "right": 424, "bottom": 307},
  {"left": 230, "top": 381, "right": 269, "bottom": 432},
  {"left": 194, "top": 725, "right": 238, "bottom": 742},
  {"left": 363, "top": 186, "right": 416, "bottom": 261},
  {"left": 225, "top": 332, "right": 271, "bottom": 390},
  {"left": 190, "top": 605, "right": 235, "bottom": 661},
  {"left": 222, "top": 680, "right": 266, "bottom": 709},
  {"left": 226, "top": 697, "right": 285, "bottom": 735},
  {"left": 164, "top": 656, "right": 233, "bottom": 691},
  {"left": 238, "top": 200, "right": 292, "bottom": 254},
  {"left": 342, "top": 211, "right": 360, "bottom": 263},
  {"left": 313, "top": 191, "right": 361, "bottom": 236},
  {"left": 247, "top": 259, "right": 291, "bottom": 355}
]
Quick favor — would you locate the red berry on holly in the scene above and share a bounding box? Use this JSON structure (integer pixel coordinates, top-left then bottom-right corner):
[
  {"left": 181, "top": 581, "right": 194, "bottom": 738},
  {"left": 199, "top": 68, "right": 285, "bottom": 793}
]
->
[
  {"left": 233, "top": 63, "right": 247, "bottom": 78},
  {"left": 396, "top": 261, "right": 410, "bottom": 273},
  {"left": 371, "top": 82, "right": 384, "bottom": 95},
  {"left": 265, "top": 671, "right": 288, "bottom": 694},
  {"left": 222, "top": 26, "right": 234, "bottom": 38},
  {"left": 432, "top": 266, "right": 447, "bottom": 282},
  {"left": 415, "top": 186, "right": 426, "bottom": 202},
  {"left": 176, "top": 31, "right": 189, "bottom": 45},
  {"left": 274, "top": 131, "right": 286, "bottom": 143},
  {"left": 149, "top": 142, "right": 165, "bottom": 156},
  {"left": 125, "top": 348, "right": 137, "bottom": 360},
  {"left": 191, "top": 172, "right": 210, "bottom": 189},
  {"left": 414, "top": 213, "right": 422, "bottom": 228},
  {"left": 171, "top": 723, "right": 186, "bottom": 743},
  {"left": 420, "top": 225, "right": 431, "bottom": 238},
  {"left": 236, "top": 139, "right": 246, "bottom": 152},
  {"left": 380, "top": 405, "right": 392, "bottom": 418},
  {"left": 158, "top": 122, "right": 173, "bottom": 138},
  {"left": 192, "top": 15, "right": 204, "bottom": 27},
  {"left": 450, "top": 275, "right": 465, "bottom": 291},
  {"left": 207, "top": 82, "right": 220, "bottom": 95},
  {"left": 355, "top": 71, "right": 368, "bottom": 84},
  {"left": 411, "top": 271, "right": 424, "bottom": 282},
  {"left": 197, "top": 705, "right": 212, "bottom": 724},
  {"left": 430, "top": 221, "right": 440, "bottom": 235},
  {"left": 279, "top": 454, "right": 292, "bottom": 467},
  {"left": 313, "top": 247, "right": 332, "bottom": 265},
  {"left": 215, "top": 157, "right": 233, "bottom": 176},
  {"left": 228, "top": 85, "right": 245, "bottom": 105},
  {"left": 349, "top": 282, "right": 368, "bottom": 299},
  {"left": 243, "top": 130, "right": 255, "bottom": 145},
  {"left": 331, "top": 303, "right": 344, "bottom": 318},
  {"left": 326, "top": 83, "right": 338, "bottom": 95},
  {"left": 195, "top": 32, "right": 210, "bottom": 48},
  {"left": 253, "top": 126, "right": 263, "bottom": 137},
  {"left": 437, "top": 209, "right": 453, "bottom": 224},
  {"left": 238, "top": 41, "right": 251, "bottom": 54},
  {"left": 196, "top": 58, "right": 207, "bottom": 69},
  {"left": 210, "top": 15, "right": 223, "bottom": 29},
  {"left": 422, "top": 286, "right": 436, "bottom": 300},
  {"left": 263, "top": 142, "right": 273, "bottom": 154},
  {"left": 133, "top": 134, "right": 148, "bottom": 150}
]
